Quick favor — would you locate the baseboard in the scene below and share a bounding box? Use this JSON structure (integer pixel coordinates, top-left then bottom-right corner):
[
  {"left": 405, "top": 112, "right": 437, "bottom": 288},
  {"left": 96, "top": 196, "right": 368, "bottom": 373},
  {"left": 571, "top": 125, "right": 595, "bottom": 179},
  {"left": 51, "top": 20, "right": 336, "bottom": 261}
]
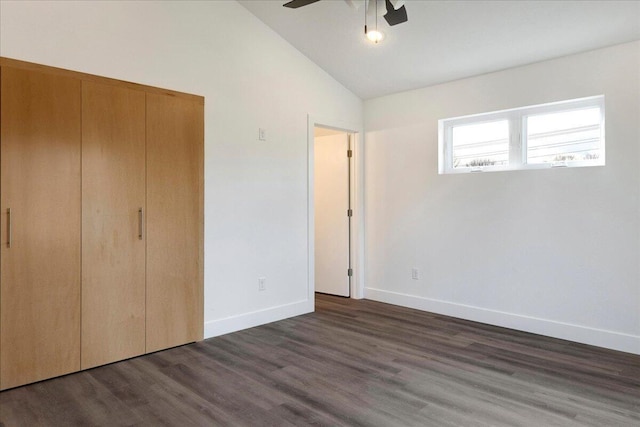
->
[
  {"left": 204, "top": 299, "right": 313, "bottom": 339},
  {"left": 365, "top": 288, "right": 640, "bottom": 355}
]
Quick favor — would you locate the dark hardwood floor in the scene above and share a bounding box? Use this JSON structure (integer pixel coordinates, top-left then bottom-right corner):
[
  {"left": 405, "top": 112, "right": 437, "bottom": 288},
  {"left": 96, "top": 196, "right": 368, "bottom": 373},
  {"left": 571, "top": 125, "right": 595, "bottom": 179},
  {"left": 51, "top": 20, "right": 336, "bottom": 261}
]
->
[{"left": 1, "top": 294, "right": 639, "bottom": 426}]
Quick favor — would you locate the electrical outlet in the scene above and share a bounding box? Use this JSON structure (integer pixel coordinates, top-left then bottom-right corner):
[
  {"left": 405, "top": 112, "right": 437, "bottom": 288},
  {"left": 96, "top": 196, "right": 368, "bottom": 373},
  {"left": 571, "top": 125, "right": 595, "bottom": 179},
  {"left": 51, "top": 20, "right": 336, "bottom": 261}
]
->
[
  {"left": 258, "top": 277, "right": 266, "bottom": 291},
  {"left": 258, "top": 128, "right": 267, "bottom": 141},
  {"left": 411, "top": 268, "right": 420, "bottom": 280}
]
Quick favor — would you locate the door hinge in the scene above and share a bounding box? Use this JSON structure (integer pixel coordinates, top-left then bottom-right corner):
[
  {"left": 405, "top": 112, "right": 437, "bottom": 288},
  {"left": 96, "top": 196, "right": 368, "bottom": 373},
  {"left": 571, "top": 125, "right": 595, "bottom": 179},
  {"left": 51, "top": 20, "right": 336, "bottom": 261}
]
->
[
  {"left": 347, "top": 149, "right": 353, "bottom": 158},
  {"left": 348, "top": 268, "right": 353, "bottom": 277},
  {"left": 347, "top": 209, "right": 353, "bottom": 217}
]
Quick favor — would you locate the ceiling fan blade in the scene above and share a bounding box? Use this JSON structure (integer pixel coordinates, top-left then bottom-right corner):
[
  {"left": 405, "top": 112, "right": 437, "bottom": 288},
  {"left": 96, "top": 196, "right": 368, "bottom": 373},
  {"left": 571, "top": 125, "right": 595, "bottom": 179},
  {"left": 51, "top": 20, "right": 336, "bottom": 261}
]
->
[
  {"left": 344, "top": 0, "right": 360, "bottom": 11},
  {"left": 283, "top": 0, "right": 322, "bottom": 8},
  {"left": 383, "top": 0, "right": 408, "bottom": 26}
]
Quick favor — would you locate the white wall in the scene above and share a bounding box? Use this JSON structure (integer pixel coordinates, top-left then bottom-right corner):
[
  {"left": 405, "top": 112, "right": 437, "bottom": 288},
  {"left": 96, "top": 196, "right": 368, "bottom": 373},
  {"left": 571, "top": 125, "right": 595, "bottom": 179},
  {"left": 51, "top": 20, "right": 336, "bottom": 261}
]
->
[
  {"left": 364, "top": 42, "right": 640, "bottom": 354},
  {"left": 0, "top": 1, "right": 363, "bottom": 337}
]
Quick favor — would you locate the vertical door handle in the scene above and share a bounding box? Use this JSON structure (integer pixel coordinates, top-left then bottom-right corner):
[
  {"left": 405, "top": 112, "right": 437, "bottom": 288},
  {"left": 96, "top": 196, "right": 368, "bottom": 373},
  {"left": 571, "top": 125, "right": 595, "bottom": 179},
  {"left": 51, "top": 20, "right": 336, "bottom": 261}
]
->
[
  {"left": 138, "top": 208, "right": 144, "bottom": 240},
  {"left": 7, "top": 208, "right": 12, "bottom": 248}
]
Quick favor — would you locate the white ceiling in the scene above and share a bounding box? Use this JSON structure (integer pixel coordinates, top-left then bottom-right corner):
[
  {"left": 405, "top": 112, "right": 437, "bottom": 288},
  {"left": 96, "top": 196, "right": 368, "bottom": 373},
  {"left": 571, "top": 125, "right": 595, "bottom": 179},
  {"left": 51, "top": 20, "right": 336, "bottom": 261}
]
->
[{"left": 238, "top": 0, "right": 640, "bottom": 100}]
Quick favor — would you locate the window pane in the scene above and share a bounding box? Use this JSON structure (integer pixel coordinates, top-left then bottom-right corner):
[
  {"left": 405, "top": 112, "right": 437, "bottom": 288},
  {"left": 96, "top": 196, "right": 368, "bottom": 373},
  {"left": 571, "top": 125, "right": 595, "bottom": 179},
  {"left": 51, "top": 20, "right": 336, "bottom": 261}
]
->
[
  {"left": 526, "top": 107, "right": 602, "bottom": 164},
  {"left": 452, "top": 120, "right": 509, "bottom": 168}
]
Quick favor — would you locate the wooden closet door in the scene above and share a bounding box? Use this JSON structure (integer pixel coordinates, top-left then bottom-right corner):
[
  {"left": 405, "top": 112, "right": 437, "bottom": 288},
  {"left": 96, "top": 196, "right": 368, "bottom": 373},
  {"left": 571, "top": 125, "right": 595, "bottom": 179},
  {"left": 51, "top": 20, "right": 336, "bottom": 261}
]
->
[
  {"left": 81, "top": 81, "right": 146, "bottom": 369},
  {"left": 0, "top": 66, "right": 81, "bottom": 390},
  {"left": 146, "top": 93, "right": 203, "bottom": 353}
]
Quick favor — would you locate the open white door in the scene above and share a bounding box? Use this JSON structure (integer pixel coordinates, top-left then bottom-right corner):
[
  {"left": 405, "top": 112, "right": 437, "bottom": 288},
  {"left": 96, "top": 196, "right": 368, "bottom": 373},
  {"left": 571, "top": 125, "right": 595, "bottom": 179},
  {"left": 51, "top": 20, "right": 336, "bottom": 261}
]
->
[{"left": 314, "top": 129, "right": 351, "bottom": 297}]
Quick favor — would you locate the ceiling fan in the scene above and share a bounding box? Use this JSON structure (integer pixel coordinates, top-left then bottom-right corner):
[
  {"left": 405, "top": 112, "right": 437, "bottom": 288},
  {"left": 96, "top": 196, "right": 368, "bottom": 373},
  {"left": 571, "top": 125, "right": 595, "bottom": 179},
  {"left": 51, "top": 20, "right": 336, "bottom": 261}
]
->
[{"left": 283, "top": 0, "right": 408, "bottom": 27}]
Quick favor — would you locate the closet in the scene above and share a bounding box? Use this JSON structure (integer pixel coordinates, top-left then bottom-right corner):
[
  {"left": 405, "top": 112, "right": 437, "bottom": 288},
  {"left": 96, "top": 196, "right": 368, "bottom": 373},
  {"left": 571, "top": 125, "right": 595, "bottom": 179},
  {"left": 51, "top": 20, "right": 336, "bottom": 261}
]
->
[
  {"left": 81, "top": 81, "right": 147, "bottom": 370},
  {"left": 0, "top": 58, "right": 204, "bottom": 390},
  {"left": 146, "top": 93, "right": 204, "bottom": 353},
  {"left": 0, "top": 65, "right": 82, "bottom": 390}
]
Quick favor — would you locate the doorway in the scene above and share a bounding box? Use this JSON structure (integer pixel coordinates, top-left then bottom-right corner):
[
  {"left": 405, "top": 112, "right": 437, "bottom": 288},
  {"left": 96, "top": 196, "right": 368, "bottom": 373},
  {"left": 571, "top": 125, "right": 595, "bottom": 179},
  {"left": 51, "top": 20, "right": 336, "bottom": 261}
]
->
[{"left": 314, "top": 126, "right": 353, "bottom": 297}]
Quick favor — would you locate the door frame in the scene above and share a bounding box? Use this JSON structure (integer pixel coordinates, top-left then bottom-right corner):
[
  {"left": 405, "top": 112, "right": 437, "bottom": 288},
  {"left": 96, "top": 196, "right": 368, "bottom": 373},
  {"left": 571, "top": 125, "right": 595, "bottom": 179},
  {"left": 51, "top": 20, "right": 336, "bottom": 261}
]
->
[{"left": 307, "top": 114, "right": 364, "bottom": 304}]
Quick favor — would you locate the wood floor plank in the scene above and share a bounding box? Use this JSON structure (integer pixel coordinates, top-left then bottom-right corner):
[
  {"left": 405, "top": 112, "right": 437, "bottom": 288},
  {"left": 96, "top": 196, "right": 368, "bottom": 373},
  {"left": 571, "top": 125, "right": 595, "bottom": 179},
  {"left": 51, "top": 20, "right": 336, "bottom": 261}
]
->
[{"left": 1, "top": 294, "right": 639, "bottom": 426}]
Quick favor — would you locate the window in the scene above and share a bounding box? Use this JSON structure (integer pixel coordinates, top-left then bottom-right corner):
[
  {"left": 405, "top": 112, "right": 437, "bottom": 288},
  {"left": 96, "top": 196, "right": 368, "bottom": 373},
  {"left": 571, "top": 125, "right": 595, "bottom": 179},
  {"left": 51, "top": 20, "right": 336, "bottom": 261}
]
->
[
  {"left": 452, "top": 120, "right": 510, "bottom": 168},
  {"left": 439, "top": 96, "right": 605, "bottom": 174}
]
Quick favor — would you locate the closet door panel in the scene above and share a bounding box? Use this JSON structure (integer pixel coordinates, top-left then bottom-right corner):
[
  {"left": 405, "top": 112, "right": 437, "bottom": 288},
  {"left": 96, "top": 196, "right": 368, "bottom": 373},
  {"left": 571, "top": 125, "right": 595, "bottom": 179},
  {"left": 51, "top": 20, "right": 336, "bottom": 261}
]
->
[
  {"left": 146, "top": 93, "right": 203, "bottom": 353},
  {"left": 0, "top": 66, "right": 81, "bottom": 390},
  {"left": 81, "top": 81, "right": 146, "bottom": 369}
]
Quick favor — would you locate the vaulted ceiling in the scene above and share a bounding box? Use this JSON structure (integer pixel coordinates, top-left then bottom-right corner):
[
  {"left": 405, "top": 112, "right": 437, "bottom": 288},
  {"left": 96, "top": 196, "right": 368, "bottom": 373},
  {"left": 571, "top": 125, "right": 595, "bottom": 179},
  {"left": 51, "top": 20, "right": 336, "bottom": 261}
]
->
[{"left": 239, "top": 0, "right": 640, "bottom": 99}]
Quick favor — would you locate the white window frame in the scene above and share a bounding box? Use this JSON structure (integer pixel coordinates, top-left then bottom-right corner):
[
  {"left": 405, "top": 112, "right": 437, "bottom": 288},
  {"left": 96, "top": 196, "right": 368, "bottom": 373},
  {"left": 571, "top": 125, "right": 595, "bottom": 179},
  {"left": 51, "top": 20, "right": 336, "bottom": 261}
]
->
[{"left": 438, "top": 95, "right": 605, "bottom": 174}]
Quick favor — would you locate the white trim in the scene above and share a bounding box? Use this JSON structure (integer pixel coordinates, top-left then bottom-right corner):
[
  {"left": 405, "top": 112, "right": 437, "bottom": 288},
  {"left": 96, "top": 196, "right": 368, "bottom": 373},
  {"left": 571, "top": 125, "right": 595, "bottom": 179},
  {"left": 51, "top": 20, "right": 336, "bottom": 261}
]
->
[
  {"left": 365, "top": 287, "right": 640, "bottom": 355},
  {"left": 204, "top": 299, "right": 312, "bottom": 338},
  {"left": 307, "top": 114, "right": 365, "bottom": 300}
]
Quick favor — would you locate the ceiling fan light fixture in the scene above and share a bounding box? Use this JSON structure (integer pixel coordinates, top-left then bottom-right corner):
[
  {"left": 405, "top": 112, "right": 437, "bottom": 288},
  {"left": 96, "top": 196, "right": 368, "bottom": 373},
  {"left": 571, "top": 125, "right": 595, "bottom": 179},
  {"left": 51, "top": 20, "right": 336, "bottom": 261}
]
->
[
  {"left": 364, "top": 0, "right": 384, "bottom": 44},
  {"left": 283, "top": 0, "right": 409, "bottom": 44},
  {"left": 365, "top": 28, "right": 384, "bottom": 43}
]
